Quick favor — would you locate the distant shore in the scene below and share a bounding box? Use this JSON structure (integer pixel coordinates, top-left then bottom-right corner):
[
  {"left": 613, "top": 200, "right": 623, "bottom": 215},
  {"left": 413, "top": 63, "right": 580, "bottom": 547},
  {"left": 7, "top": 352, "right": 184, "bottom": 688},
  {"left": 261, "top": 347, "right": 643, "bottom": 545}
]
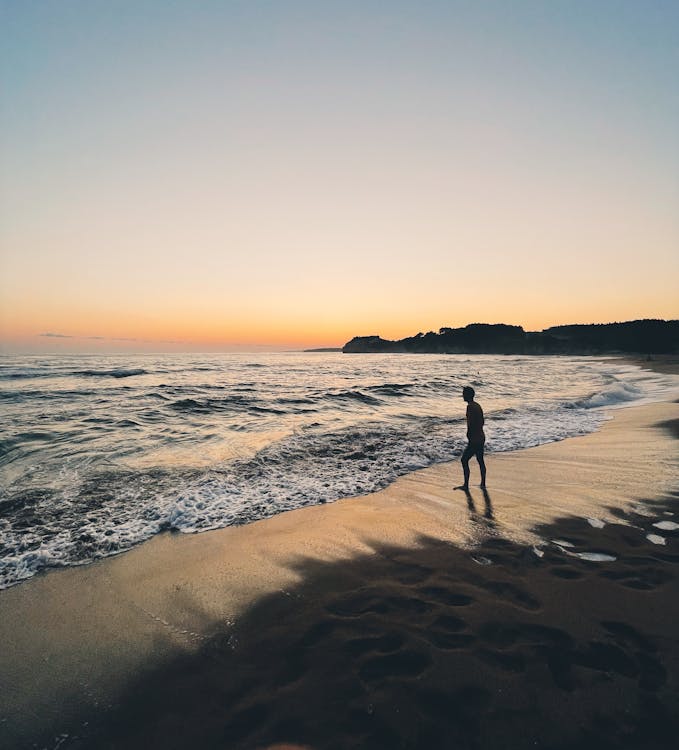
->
[
  {"left": 342, "top": 319, "right": 679, "bottom": 355},
  {"left": 625, "top": 353, "right": 679, "bottom": 374}
]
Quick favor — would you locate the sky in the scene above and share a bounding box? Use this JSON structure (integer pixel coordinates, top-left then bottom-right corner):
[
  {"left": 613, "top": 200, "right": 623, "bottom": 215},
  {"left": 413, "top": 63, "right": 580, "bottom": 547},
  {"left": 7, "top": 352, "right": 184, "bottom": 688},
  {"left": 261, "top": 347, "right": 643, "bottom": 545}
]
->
[{"left": 1, "top": 0, "right": 678, "bottom": 352}]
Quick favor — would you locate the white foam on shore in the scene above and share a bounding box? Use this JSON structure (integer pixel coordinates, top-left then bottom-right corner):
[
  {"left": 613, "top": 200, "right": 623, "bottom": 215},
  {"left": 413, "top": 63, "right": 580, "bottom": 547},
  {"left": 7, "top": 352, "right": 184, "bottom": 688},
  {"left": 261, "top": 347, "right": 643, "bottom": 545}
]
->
[{"left": 573, "top": 381, "right": 642, "bottom": 409}]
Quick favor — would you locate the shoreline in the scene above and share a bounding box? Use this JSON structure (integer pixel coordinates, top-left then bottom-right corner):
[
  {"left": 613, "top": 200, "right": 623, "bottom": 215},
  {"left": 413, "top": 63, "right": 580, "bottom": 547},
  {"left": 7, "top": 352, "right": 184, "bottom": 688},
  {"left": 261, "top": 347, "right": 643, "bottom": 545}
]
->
[
  {"left": 622, "top": 353, "right": 679, "bottom": 375},
  {"left": 2, "top": 353, "right": 675, "bottom": 595},
  {"left": 2, "top": 396, "right": 678, "bottom": 747}
]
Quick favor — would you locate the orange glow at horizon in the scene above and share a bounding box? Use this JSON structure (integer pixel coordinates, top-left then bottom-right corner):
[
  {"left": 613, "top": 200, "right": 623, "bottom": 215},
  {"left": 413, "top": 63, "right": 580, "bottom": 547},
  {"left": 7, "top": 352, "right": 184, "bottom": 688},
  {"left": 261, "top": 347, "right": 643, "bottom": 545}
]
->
[
  {"left": 2, "top": 2, "right": 678, "bottom": 354},
  {"left": 2, "top": 292, "right": 678, "bottom": 353}
]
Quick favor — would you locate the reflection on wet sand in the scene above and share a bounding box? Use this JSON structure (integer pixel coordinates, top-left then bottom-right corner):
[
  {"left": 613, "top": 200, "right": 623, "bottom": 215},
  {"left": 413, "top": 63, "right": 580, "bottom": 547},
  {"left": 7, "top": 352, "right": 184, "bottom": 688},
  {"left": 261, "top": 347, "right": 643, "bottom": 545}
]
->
[{"left": 461, "top": 487, "right": 495, "bottom": 522}]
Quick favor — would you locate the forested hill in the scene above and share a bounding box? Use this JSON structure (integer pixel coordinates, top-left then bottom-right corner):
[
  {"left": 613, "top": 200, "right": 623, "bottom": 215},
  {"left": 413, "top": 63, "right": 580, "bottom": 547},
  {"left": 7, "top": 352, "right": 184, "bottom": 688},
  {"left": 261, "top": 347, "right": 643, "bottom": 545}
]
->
[{"left": 342, "top": 320, "right": 679, "bottom": 355}]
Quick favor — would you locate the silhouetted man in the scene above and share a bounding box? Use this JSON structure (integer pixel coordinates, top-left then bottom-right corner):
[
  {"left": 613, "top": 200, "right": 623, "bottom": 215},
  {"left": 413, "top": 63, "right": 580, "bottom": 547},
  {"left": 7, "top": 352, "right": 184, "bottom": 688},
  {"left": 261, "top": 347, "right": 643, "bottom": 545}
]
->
[{"left": 457, "top": 385, "right": 486, "bottom": 491}]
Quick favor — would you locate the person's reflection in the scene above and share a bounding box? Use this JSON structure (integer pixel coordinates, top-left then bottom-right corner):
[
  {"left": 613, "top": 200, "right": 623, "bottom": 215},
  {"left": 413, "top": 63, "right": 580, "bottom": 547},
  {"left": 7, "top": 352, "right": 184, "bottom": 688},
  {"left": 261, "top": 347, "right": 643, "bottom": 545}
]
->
[
  {"left": 459, "top": 486, "right": 495, "bottom": 524},
  {"left": 463, "top": 487, "right": 476, "bottom": 514},
  {"left": 481, "top": 488, "right": 494, "bottom": 520}
]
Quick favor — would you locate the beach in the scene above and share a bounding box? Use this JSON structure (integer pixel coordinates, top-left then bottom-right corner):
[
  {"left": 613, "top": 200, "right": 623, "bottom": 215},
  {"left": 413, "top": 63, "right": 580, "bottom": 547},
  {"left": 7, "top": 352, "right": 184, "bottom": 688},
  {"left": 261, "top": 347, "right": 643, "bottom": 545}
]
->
[
  {"left": 1, "top": 392, "right": 678, "bottom": 749},
  {"left": 4, "top": 1, "right": 679, "bottom": 746}
]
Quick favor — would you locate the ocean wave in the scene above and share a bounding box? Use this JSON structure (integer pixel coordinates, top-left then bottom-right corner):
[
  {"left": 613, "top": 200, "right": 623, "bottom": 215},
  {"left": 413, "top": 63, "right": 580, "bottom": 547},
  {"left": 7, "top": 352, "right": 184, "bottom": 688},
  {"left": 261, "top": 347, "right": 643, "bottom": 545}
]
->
[
  {"left": 75, "top": 368, "right": 148, "bottom": 378},
  {"left": 169, "top": 394, "right": 259, "bottom": 413},
  {"left": 1, "top": 367, "right": 149, "bottom": 380},
  {"left": 129, "top": 391, "right": 171, "bottom": 401},
  {"left": 0, "top": 388, "right": 97, "bottom": 403},
  {"left": 568, "top": 381, "right": 642, "bottom": 409},
  {"left": 0, "top": 368, "right": 65, "bottom": 380},
  {"left": 0, "top": 391, "right": 28, "bottom": 403},
  {"left": 275, "top": 396, "right": 316, "bottom": 405},
  {"left": 248, "top": 405, "right": 288, "bottom": 415},
  {"left": 326, "top": 390, "right": 383, "bottom": 405},
  {"left": 170, "top": 398, "right": 211, "bottom": 413},
  {"left": 487, "top": 407, "right": 518, "bottom": 421},
  {"left": 365, "top": 383, "right": 415, "bottom": 397},
  {"left": 0, "top": 438, "right": 20, "bottom": 460}
]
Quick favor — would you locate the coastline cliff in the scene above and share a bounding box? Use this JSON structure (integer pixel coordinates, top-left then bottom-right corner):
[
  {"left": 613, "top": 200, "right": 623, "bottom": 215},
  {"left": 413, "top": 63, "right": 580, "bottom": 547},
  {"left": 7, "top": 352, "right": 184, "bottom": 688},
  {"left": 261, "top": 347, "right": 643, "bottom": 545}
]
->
[{"left": 342, "top": 320, "right": 679, "bottom": 355}]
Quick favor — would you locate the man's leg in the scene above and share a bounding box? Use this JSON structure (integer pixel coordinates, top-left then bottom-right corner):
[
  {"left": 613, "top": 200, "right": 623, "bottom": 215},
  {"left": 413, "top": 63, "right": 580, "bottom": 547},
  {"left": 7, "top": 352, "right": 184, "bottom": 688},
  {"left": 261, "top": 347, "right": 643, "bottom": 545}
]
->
[
  {"left": 460, "top": 445, "right": 472, "bottom": 489},
  {"left": 477, "top": 452, "right": 486, "bottom": 488}
]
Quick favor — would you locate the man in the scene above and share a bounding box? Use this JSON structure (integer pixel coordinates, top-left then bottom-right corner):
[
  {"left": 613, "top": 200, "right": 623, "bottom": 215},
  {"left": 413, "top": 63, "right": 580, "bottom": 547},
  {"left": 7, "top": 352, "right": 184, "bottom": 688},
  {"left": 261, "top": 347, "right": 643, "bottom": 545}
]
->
[{"left": 457, "top": 385, "right": 486, "bottom": 491}]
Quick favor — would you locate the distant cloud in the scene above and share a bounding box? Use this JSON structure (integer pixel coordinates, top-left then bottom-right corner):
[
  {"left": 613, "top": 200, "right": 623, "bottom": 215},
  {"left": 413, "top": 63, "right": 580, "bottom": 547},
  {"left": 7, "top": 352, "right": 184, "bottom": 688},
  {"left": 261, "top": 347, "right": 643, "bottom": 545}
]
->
[{"left": 38, "top": 332, "right": 182, "bottom": 344}]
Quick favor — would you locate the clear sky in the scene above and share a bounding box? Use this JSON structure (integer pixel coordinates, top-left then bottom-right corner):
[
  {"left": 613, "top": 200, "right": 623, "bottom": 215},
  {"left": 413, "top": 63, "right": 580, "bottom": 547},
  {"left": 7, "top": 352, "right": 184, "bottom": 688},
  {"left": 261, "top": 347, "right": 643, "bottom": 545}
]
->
[{"left": 1, "top": 0, "right": 678, "bottom": 352}]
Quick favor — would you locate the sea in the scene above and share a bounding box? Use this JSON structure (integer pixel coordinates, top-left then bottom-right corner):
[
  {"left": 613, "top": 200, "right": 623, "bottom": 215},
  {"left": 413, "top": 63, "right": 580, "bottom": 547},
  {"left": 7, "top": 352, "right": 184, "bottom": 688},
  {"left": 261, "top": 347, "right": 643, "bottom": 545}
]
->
[{"left": 1, "top": 352, "right": 677, "bottom": 589}]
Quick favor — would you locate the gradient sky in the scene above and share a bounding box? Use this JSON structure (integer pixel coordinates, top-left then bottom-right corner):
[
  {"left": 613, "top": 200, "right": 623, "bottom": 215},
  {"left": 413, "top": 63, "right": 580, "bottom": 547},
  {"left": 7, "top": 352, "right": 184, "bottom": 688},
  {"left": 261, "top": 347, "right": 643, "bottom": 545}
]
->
[{"left": 1, "top": 0, "right": 678, "bottom": 352}]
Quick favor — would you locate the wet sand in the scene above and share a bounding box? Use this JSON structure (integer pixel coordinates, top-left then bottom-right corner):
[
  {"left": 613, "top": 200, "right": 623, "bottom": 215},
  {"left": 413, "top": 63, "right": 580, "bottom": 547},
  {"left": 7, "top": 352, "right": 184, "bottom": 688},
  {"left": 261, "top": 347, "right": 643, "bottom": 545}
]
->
[
  {"left": 1, "top": 400, "right": 678, "bottom": 748},
  {"left": 625, "top": 353, "right": 679, "bottom": 375}
]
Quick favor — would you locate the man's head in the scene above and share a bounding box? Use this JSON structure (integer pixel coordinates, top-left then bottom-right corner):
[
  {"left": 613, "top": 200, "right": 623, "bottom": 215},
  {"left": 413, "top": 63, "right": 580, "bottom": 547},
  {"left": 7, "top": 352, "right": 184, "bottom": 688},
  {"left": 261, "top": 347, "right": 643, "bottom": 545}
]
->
[{"left": 462, "top": 386, "right": 475, "bottom": 402}]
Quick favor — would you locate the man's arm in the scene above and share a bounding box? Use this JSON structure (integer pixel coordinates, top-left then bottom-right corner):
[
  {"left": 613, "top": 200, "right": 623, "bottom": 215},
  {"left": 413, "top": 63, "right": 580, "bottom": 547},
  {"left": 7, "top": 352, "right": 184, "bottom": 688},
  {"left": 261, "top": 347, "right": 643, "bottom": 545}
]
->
[{"left": 467, "top": 403, "right": 484, "bottom": 438}]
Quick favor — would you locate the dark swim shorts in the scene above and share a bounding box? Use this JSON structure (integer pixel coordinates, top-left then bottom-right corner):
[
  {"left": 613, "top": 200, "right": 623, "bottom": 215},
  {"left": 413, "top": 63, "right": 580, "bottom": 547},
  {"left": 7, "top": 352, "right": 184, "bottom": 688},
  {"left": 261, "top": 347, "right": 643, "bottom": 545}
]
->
[{"left": 461, "top": 441, "right": 485, "bottom": 461}]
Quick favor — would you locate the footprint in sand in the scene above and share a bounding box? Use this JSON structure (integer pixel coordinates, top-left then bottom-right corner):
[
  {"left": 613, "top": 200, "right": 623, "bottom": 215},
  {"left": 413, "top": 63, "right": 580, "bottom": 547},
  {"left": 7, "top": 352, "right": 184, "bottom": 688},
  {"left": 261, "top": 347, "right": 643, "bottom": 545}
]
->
[
  {"left": 384, "top": 595, "right": 433, "bottom": 614},
  {"left": 427, "top": 631, "right": 477, "bottom": 650},
  {"left": 518, "top": 623, "right": 574, "bottom": 648},
  {"left": 295, "top": 619, "right": 338, "bottom": 648},
  {"left": 324, "top": 591, "right": 390, "bottom": 618},
  {"left": 477, "top": 580, "right": 541, "bottom": 611},
  {"left": 654, "top": 551, "right": 679, "bottom": 564},
  {"left": 636, "top": 651, "right": 667, "bottom": 691},
  {"left": 430, "top": 614, "right": 468, "bottom": 633},
  {"left": 326, "top": 590, "right": 434, "bottom": 618},
  {"left": 600, "top": 563, "right": 673, "bottom": 590},
  {"left": 391, "top": 563, "right": 434, "bottom": 585},
  {"left": 343, "top": 632, "right": 404, "bottom": 656},
  {"left": 475, "top": 646, "right": 526, "bottom": 673},
  {"left": 549, "top": 565, "right": 583, "bottom": 579},
  {"left": 509, "top": 624, "right": 576, "bottom": 689},
  {"left": 358, "top": 649, "right": 432, "bottom": 683},
  {"left": 574, "top": 641, "right": 639, "bottom": 678},
  {"left": 601, "top": 620, "right": 657, "bottom": 653},
  {"left": 479, "top": 622, "right": 519, "bottom": 648},
  {"left": 418, "top": 586, "right": 475, "bottom": 607},
  {"left": 424, "top": 613, "right": 475, "bottom": 649}
]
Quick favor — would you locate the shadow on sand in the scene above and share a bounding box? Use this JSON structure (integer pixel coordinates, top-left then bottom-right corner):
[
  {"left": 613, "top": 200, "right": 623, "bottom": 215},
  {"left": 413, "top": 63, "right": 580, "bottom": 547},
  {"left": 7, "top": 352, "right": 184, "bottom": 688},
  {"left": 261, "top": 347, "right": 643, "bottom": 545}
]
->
[{"left": 16, "top": 491, "right": 679, "bottom": 750}]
